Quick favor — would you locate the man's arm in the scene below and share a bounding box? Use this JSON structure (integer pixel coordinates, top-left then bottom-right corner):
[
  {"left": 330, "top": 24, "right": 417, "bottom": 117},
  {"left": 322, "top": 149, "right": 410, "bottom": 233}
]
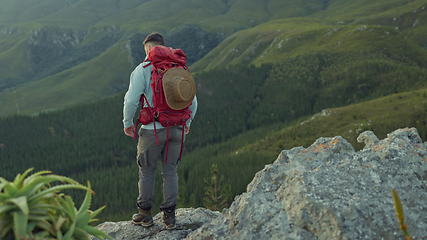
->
[
  {"left": 186, "top": 95, "right": 198, "bottom": 130},
  {"left": 123, "top": 65, "right": 146, "bottom": 135}
]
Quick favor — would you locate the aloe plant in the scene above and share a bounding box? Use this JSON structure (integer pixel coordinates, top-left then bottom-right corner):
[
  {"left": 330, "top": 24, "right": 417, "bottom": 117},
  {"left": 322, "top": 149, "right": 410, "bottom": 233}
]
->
[{"left": 0, "top": 168, "right": 113, "bottom": 240}]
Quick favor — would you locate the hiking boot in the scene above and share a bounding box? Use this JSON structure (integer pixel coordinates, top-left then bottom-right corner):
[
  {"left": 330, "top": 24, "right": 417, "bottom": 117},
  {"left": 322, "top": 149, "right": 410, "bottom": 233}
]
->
[
  {"left": 132, "top": 208, "right": 153, "bottom": 227},
  {"left": 162, "top": 206, "right": 176, "bottom": 229}
]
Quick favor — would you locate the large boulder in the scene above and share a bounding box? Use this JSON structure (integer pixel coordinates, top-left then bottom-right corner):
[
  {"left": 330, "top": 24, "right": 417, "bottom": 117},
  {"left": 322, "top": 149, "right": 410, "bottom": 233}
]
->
[
  {"left": 188, "top": 127, "right": 427, "bottom": 240},
  {"left": 95, "top": 128, "right": 427, "bottom": 240}
]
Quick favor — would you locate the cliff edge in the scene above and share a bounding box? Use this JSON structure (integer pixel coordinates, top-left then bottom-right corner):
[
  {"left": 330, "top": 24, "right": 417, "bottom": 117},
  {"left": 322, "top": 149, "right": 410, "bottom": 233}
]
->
[{"left": 93, "top": 128, "right": 427, "bottom": 240}]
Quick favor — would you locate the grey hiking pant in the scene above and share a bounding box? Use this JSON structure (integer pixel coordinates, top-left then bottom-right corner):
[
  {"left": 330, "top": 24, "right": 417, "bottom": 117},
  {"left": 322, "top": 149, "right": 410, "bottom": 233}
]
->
[{"left": 136, "top": 126, "right": 184, "bottom": 210}]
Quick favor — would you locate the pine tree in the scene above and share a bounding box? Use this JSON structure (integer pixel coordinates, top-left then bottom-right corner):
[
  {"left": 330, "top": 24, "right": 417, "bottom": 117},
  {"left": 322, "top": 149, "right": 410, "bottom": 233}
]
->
[{"left": 202, "top": 163, "right": 231, "bottom": 211}]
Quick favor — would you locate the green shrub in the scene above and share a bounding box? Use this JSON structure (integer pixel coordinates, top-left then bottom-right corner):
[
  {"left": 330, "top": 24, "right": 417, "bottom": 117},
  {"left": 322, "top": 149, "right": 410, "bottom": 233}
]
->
[{"left": 0, "top": 168, "right": 112, "bottom": 240}]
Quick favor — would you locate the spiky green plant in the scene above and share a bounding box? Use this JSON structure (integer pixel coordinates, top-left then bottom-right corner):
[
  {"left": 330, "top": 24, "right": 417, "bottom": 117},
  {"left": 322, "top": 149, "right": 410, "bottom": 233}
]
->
[
  {"left": 0, "top": 168, "right": 112, "bottom": 240},
  {"left": 391, "top": 189, "right": 413, "bottom": 240}
]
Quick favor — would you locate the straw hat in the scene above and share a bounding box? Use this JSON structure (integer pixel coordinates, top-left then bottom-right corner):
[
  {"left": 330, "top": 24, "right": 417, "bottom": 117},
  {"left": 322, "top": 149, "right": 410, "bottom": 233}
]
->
[{"left": 162, "top": 68, "right": 196, "bottom": 110}]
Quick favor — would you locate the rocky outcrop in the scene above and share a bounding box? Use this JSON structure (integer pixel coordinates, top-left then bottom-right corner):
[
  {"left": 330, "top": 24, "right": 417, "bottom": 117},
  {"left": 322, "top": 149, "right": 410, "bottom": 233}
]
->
[
  {"left": 0, "top": 26, "right": 123, "bottom": 91},
  {"left": 91, "top": 208, "right": 221, "bottom": 240},
  {"left": 95, "top": 128, "right": 427, "bottom": 240},
  {"left": 166, "top": 25, "right": 224, "bottom": 65},
  {"left": 27, "top": 26, "right": 122, "bottom": 79}
]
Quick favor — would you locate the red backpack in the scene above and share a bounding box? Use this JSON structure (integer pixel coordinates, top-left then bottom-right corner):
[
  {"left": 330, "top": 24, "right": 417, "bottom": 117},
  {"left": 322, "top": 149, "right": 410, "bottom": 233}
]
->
[{"left": 134, "top": 46, "right": 195, "bottom": 162}]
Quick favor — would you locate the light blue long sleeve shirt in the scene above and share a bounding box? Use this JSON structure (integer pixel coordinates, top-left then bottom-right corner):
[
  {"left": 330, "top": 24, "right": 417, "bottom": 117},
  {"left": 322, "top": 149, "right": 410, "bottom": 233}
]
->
[{"left": 123, "top": 62, "right": 198, "bottom": 129}]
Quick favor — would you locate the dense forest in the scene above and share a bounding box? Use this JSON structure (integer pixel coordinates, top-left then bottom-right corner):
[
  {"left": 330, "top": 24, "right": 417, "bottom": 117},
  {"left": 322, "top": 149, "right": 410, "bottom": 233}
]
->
[{"left": 1, "top": 59, "right": 426, "bottom": 220}]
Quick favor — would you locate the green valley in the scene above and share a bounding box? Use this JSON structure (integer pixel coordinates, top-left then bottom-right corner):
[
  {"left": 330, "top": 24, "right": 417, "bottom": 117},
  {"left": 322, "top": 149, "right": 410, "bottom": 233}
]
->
[{"left": 0, "top": 86, "right": 425, "bottom": 220}]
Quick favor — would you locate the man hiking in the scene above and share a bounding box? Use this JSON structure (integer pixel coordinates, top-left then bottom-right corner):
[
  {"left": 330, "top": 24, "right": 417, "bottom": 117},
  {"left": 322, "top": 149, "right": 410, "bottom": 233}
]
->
[{"left": 122, "top": 32, "right": 198, "bottom": 229}]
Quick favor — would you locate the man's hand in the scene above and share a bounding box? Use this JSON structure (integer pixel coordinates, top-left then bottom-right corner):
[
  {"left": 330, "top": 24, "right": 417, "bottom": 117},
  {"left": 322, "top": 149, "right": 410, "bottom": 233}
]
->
[
  {"left": 184, "top": 125, "right": 190, "bottom": 135},
  {"left": 124, "top": 125, "right": 136, "bottom": 137}
]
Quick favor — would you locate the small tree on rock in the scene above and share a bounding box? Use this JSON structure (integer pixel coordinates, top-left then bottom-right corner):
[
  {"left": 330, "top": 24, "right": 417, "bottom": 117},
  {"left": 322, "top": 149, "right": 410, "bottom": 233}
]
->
[{"left": 203, "top": 163, "right": 231, "bottom": 211}]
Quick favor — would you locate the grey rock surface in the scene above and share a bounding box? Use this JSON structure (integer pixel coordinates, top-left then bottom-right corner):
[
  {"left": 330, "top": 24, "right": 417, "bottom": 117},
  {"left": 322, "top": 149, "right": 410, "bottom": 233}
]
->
[
  {"left": 91, "top": 208, "right": 221, "bottom": 240},
  {"left": 95, "top": 128, "right": 427, "bottom": 240},
  {"left": 357, "top": 130, "right": 379, "bottom": 147}
]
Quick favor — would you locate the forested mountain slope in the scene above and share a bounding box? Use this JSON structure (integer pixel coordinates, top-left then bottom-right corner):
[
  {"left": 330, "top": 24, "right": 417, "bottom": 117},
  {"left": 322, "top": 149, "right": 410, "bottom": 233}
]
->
[
  {"left": 1, "top": 0, "right": 426, "bottom": 116},
  {"left": 193, "top": 0, "right": 427, "bottom": 70},
  {"left": 0, "top": 0, "right": 325, "bottom": 117}
]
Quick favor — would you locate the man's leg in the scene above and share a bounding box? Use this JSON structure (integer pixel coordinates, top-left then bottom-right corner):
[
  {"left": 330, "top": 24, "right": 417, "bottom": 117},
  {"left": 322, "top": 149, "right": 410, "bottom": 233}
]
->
[
  {"left": 133, "top": 128, "right": 164, "bottom": 226},
  {"left": 160, "top": 126, "right": 184, "bottom": 228}
]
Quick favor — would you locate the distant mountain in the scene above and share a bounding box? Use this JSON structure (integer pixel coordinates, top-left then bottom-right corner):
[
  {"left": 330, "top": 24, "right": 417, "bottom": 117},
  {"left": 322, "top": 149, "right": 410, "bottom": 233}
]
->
[
  {"left": 193, "top": 0, "right": 427, "bottom": 70},
  {"left": 2, "top": 0, "right": 425, "bottom": 116},
  {"left": 0, "top": 0, "right": 326, "bottom": 117},
  {"left": 0, "top": 0, "right": 326, "bottom": 30}
]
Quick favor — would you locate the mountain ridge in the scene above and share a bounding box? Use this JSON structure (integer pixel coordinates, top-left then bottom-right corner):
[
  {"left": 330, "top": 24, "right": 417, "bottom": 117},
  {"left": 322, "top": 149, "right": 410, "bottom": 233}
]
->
[{"left": 1, "top": 0, "right": 426, "bottom": 117}]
